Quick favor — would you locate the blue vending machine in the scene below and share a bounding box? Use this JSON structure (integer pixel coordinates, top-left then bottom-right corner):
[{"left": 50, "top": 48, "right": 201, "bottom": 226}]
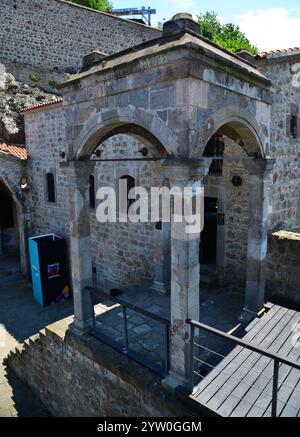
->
[{"left": 29, "top": 234, "right": 70, "bottom": 306}]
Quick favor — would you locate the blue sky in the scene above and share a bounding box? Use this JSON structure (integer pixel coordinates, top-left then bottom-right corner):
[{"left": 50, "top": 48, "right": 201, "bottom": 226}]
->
[{"left": 112, "top": 0, "right": 300, "bottom": 51}]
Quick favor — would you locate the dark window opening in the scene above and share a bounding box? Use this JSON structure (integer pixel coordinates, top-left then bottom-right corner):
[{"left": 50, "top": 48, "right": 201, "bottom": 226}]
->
[
  {"left": 47, "top": 173, "right": 56, "bottom": 203},
  {"left": 200, "top": 197, "right": 218, "bottom": 265},
  {"left": 204, "top": 134, "right": 225, "bottom": 174},
  {"left": 0, "top": 189, "right": 14, "bottom": 229},
  {"left": 89, "top": 175, "right": 95, "bottom": 209},
  {"left": 119, "top": 175, "right": 135, "bottom": 212},
  {"left": 291, "top": 116, "right": 298, "bottom": 138}
]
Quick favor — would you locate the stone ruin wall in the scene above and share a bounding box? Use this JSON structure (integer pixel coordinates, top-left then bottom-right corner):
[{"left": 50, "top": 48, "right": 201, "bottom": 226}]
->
[{"left": 0, "top": 0, "right": 160, "bottom": 91}]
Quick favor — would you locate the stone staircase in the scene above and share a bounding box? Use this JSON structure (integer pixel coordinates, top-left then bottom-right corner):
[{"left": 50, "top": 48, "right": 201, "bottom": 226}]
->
[
  {"left": 1, "top": 328, "right": 50, "bottom": 417},
  {"left": 4, "top": 329, "right": 47, "bottom": 367}
]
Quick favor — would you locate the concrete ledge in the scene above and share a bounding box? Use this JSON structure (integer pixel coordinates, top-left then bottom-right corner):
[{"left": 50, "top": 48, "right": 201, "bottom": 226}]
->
[{"left": 272, "top": 230, "right": 300, "bottom": 241}]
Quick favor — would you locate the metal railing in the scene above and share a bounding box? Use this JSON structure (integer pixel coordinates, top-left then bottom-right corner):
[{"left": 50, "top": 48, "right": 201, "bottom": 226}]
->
[
  {"left": 86, "top": 286, "right": 170, "bottom": 377},
  {"left": 186, "top": 318, "right": 300, "bottom": 417}
]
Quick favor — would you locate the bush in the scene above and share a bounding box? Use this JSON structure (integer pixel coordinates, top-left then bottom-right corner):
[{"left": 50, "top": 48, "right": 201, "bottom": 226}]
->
[
  {"left": 68, "top": 0, "right": 113, "bottom": 11},
  {"left": 29, "top": 74, "right": 40, "bottom": 83}
]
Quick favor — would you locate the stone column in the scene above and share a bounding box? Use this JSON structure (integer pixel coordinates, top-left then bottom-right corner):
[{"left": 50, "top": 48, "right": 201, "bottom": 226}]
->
[
  {"left": 163, "top": 159, "right": 211, "bottom": 388},
  {"left": 61, "top": 160, "right": 96, "bottom": 336},
  {"left": 243, "top": 158, "right": 275, "bottom": 320},
  {"left": 152, "top": 222, "right": 171, "bottom": 294}
]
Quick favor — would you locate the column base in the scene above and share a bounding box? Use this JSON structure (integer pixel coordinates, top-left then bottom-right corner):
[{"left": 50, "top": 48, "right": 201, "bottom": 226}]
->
[
  {"left": 162, "top": 372, "right": 188, "bottom": 392},
  {"left": 150, "top": 281, "right": 170, "bottom": 295},
  {"left": 69, "top": 318, "right": 94, "bottom": 337}
]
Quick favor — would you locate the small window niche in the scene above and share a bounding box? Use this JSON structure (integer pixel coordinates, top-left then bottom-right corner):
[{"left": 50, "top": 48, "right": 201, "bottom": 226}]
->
[
  {"left": 46, "top": 173, "right": 56, "bottom": 203},
  {"left": 204, "top": 134, "right": 225, "bottom": 174},
  {"left": 290, "top": 115, "right": 298, "bottom": 139},
  {"left": 119, "top": 175, "right": 135, "bottom": 212},
  {"left": 89, "top": 174, "right": 96, "bottom": 209}
]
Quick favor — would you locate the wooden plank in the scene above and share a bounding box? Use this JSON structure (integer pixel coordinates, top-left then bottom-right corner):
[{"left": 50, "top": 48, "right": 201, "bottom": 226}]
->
[
  {"left": 235, "top": 309, "right": 297, "bottom": 415},
  {"left": 193, "top": 305, "right": 282, "bottom": 398},
  {"left": 280, "top": 404, "right": 299, "bottom": 417},
  {"left": 254, "top": 310, "right": 300, "bottom": 415},
  {"left": 229, "top": 399, "right": 253, "bottom": 417},
  {"left": 212, "top": 308, "right": 293, "bottom": 416},
  {"left": 192, "top": 305, "right": 300, "bottom": 417}
]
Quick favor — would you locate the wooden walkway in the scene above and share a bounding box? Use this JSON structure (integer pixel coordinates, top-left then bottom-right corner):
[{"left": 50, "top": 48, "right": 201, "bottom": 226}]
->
[{"left": 190, "top": 303, "right": 300, "bottom": 417}]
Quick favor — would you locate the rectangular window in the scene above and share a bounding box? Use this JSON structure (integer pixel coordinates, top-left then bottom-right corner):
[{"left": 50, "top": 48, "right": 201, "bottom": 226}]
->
[
  {"left": 47, "top": 173, "right": 56, "bottom": 203},
  {"left": 291, "top": 116, "right": 298, "bottom": 139}
]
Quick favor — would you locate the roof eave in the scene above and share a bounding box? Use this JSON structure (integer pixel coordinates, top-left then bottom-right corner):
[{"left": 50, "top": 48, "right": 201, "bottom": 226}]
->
[{"left": 60, "top": 31, "right": 270, "bottom": 90}]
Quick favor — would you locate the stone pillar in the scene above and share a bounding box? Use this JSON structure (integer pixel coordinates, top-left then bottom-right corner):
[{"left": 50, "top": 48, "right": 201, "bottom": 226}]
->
[
  {"left": 61, "top": 161, "right": 96, "bottom": 336},
  {"left": 163, "top": 159, "right": 211, "bottom": 388},
  {"left": 243, "top": 158, "right": 275, "bottom": 320},
  {"left": 152, "top": 221, "right": 171, "bottom": 294}
]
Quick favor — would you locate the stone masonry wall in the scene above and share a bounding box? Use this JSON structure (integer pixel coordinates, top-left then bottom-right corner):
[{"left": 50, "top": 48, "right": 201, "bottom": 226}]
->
[
  {"left": 266, "top": 230, "right": 300, "bottom": 304},
  {"left": 91, "top": 135, "right": 165, "bottom": 289},
  {"left": 0, "top": 0, "right": 160, "bottom": 89},
  {"left": 203, "top": 137, "right": 249, "bottom": 284},
  {"left": 25, "top": 109, "right": 163, "bottom": 290},
  {"left": 24, "top": 105, "right": 70, "bottom": 238},
  {"left": 258, "top": 58, "right": 300, "bottom": 230},
  {"left": 6, "top": 320, "right": 186, "bottom": 417}
]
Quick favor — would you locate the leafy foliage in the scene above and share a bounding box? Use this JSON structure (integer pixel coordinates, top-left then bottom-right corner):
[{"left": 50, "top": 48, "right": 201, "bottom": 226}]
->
[
  {"left": 69, "top": 0, "right": 113, "bottom": 12},
  {"left": 198, "top": 11, "right": 258, "bottom": 55}
]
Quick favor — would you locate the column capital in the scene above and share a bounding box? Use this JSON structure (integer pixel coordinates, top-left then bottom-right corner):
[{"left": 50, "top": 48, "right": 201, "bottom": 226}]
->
[
  {"left": 244, "top": 158, "right": 275, "bottom": 178},
  {"left": 162, "top": 158, "right": 212, "bottom": 183}
]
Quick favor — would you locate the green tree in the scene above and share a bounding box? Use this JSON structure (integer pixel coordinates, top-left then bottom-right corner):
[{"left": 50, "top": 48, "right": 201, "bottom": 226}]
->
[
  {"left": 69, "top": 0, "right": 113, "bottom": 12},
  {"left": 198, "top": 11, "right": 258, "bottom": 55}
]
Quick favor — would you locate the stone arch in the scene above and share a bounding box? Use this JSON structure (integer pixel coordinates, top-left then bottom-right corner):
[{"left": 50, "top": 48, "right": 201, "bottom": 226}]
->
[
  {"left": 193, "top": 106, "right": 268, "bottom": 159},
  {"left": 0, "top": 174, "right": 27, "bottom": 275},
  {"left": 74, "top": 108, "right": 176, "bottom": 160}
]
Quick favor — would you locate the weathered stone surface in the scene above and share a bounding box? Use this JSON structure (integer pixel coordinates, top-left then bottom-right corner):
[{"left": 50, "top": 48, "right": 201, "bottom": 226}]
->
[
  {"left": 0, "top": 0, "right": 160, "bottom": 85},
  {"left": 0, "top": 70, "right": 57, "bottom": 144},
  {"left": 266, "top": 230, "right": 300, "bottom": 304},
  {"left": 6, "top": 319, "right": 186, "bottom": 417}
]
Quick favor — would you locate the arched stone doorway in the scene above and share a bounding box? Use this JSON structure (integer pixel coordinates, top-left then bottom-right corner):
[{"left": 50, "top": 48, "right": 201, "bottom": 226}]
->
[
  {"left": 0, "top": 178, "right": 27, "bottom": 275},
  {"left": 200, "top": 119, "right": 274, "bottom": 321},
  {"left": 61, "top": 118, "right": 173, "bottom": 335}
]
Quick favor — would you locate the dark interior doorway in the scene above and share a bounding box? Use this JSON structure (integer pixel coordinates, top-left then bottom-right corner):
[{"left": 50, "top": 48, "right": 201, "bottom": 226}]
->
[
  {"left": 0, "top": 185, "right": 18, "bottom": 256},
  {"left": 200, "top": 197, "right": 218, "bottom": 265}
]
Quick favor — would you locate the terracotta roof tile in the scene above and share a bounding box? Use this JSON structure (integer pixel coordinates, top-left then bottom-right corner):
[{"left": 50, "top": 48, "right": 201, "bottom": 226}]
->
[
  {"left": 0, "top": 143, "right": 28, "bottom": 160},
  {"left": 20, "top": 98, "right": 63, "bottom": 113},
  {"left": 257, "top": 47, "right": 300, "bottom": 59}
]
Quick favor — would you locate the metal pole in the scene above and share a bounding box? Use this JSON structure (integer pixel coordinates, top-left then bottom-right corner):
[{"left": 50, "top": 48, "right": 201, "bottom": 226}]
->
[
  {"left": 89, "top": 289, "right": 96, "bottom": 332},
  {"left": 165, "top": 325, "right": 170, "bottom": 374},
  {"left": 272, "top": 359, "right": 280, "bottom": 417},
  {"left": 189, "top": 324, "right": 195, "bottom": 393},
  {"left": 122, "top": 306, "right": 130, "bottom": 353}
]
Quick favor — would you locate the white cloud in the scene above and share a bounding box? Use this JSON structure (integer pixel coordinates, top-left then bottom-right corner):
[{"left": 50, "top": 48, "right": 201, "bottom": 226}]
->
[
  {"left": 236, "top": 8, "right": 300, "bottom": 52},
  {"left": 168, "top": 0, "right": 195, "bottom": 10}
]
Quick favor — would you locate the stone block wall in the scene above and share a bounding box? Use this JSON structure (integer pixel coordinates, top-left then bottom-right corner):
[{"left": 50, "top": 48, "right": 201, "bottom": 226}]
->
[
  {"left": 6, "top": 320, "right": 186, "bottom": 417},
  {"left": 203, "top": 137, "right": 249, "bottom": 284},
  {"left": 258, "top": 58, "right": 300, "bottom": 230},
  {"left": 25, "top": 107, "right": 164, "bottom": 289},
  {"left": 91, "top": 135, "right": 165, "bottom": 289},
  {"left": 24, "top": 105, "right": 70, "bottom": 238},
  {"left": 0, "top": 0, "right": 160, "bottom": 89},
  {"left": 266, "top": 230, "right": 300, "bottom": 304}
]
